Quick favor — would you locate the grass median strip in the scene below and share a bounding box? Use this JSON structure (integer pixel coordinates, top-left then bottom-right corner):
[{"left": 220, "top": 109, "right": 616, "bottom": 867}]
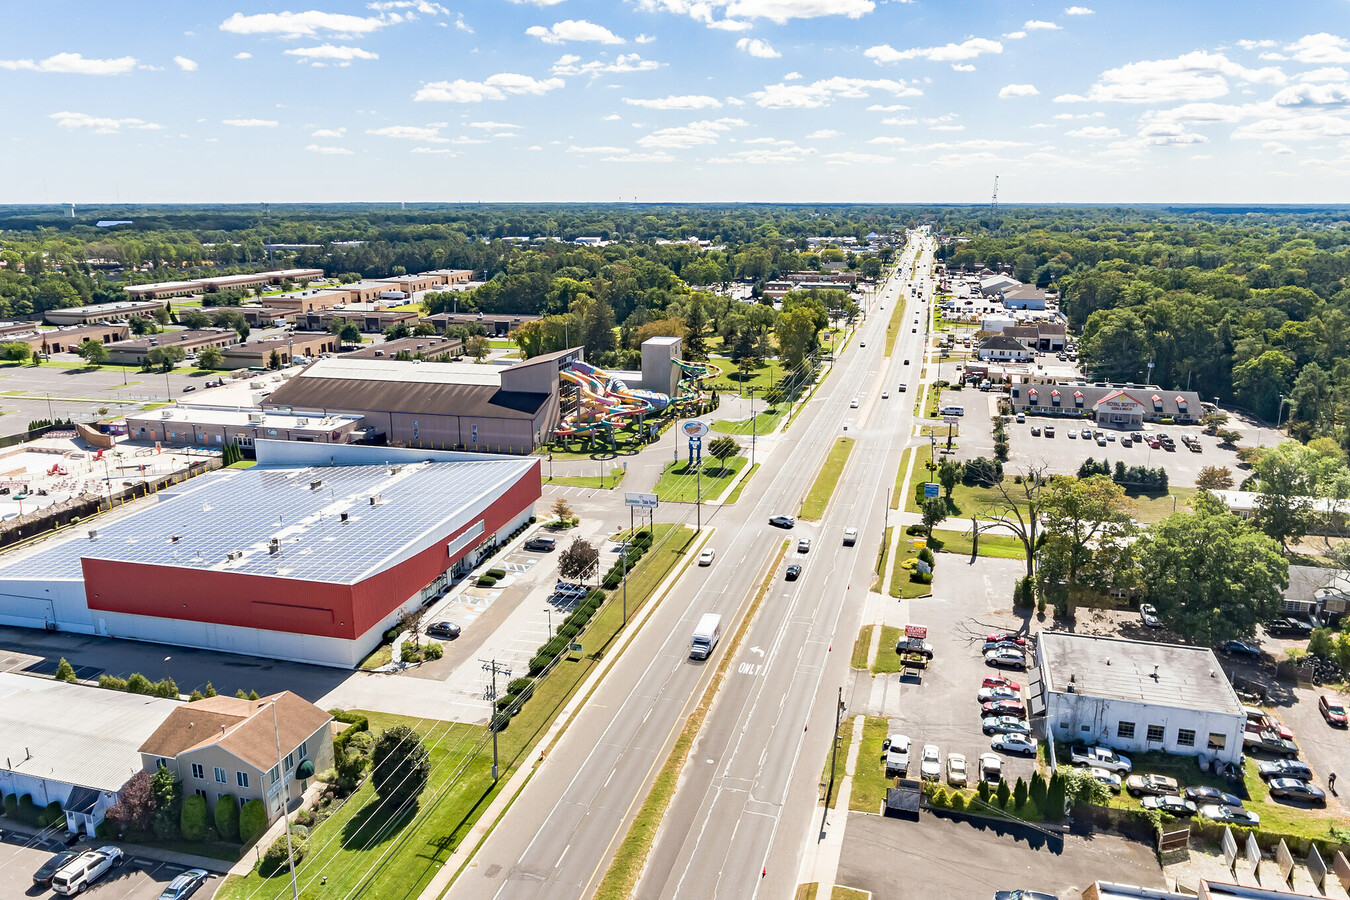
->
[
  {"left": 870, "top": 626, "right": 905, "bottom": 674},
  {"left": 545, "top": 467, "right": 626, "bottom": 489},
  {"left": 723, "top": 462, "right": 759, "bottom": 504},
  {"left": 890, "top": 448, "right": 912, "bottom": 510},
  {"left": 874, "top": 525, "right": 892, "bottom": 593},
  {"left": 800, "top": 437, "right": 855, "bottom": 520},
  {"left": 850, "top": 626, "right": 874, "bottom": 670},
  {"left": 888, "top": 537, "right": 932, "bottom": 600},
  {"left": 849, "top": 716, "right": 893, "bottom": 814},
  {"left": 820, "top": 716, "right": 856, "bottom": 810},
  {"left": 595, "top": 537, "right": 791, "bottom": 900},
  {"left": 884, "top": 292, "right": 908, "bottom": 356}
]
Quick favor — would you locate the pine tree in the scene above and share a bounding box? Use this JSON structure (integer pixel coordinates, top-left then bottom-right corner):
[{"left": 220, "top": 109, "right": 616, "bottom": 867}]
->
[
  {"left": 54, "top": 657, "right": 77, "bottom": 682},
  {"left": 977, "top": 780, "right": 991, "bottom": 804},
  {"left": 1029, "top": 771, "right": 1048, "bottom": 808},
  {"left": 995, "top": 779, "right": 1011, "bottom": 808},
  {"left": 1045, "top": 772, "right": 1067, "bottom": 822},
  {"left": 1013, "top": 777, "right": 1028, "bottom": 809}
]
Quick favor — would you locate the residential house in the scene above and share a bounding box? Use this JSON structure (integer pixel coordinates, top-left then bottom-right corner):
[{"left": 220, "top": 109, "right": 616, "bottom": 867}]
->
[{"left": 977, "top": 335, "right": 1037, "bottom": 362}]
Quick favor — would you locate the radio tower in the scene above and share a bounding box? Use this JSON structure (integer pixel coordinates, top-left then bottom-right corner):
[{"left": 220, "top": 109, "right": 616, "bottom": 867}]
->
[{"left": 990, "top": 175, "right": 999, "bottom": 214}]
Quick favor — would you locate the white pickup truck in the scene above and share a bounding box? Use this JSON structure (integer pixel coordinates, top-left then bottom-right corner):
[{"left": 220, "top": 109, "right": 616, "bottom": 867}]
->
[{"left": 1069, "top": 744, "right": 1133, "bottom": 774}]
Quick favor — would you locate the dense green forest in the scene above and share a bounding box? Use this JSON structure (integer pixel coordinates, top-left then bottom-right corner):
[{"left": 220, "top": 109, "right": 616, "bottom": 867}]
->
[{"left": 5, "top": 202, "right": 1350, "bottom": 441}]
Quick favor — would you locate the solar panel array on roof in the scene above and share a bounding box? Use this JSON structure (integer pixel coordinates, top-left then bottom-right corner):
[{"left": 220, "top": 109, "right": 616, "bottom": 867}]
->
[{"left": 1, "top": 457, "right": 535, "bottom": 585}]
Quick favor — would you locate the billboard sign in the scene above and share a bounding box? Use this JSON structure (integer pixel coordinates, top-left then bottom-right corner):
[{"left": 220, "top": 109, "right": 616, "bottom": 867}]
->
[
  {"left": 625, "top": 492, "right": 659, "bottom": 509},
  {"left": 681, "top": 420, "right": 710, "bottom": 439}
]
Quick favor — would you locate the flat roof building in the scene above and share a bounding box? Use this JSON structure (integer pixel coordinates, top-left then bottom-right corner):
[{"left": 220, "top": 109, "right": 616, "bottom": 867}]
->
[
  {"left": 425, "top": 312, "right": 540, "bottom": 337},
  {"left": 46, "top": 299, "right": 167, "bottom": 326},
  {"left": 125, "top": 406, "right": 367, "bottom": 448},
  {"left": 1037, "top": 633, "right": 1246, "bottom": 764},
  {"left": 106, "top": 329, "right": 239, "bottom": 365},
  {"left": 343, "top": 335, "right": 463, "bottom": 360},
  {"left": 7, "top": 323, "right": 130, "bottom": 354},
  {"left": 0, "top": 441, "right": 541, "bottom": 667},
  {"left": 124, "top": 269, "right": 325, "bottom": 301},
  {"left": 296, "top": 308, "right": 419, "bottom": 333},
  {"left": 220, "top": 334, "right": 338, "bottom": 368}
]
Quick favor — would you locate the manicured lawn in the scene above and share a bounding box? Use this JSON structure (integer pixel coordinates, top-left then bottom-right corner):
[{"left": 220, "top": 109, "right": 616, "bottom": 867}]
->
[
  {"left": 723, "top": 463, "right": 759, "bottom": 504},
  {"left": 833, "top": 888, "right": 870, "bottom": 900},
  {"left": 888, "top": 538, "right": 932, "bottom": 600},
  {"left": 800, "top": 437, "right": 855, "bottom": 520},
  {"left": 821, "top": 715, "right": 856, "bottom": 809},
  {"left": 712, "top": 405, "right": 787, "bottom": 436},
  {"left": 874, "top": 526, "right": 892, "bottom": 588},
  {"left": 851, "top": 626, "right": 874, "bottom": 670},
  {"left": 796, "top": 885, "right": 820, "bottom": 900},
  {"left": 890, "top": 448, "right": 912, "bottom": 510},
  {"left": 653, "top": 456, "right": 747, "bottom": 502},
  {"left": 544, "top": 467, "right": 626, "bottom": 489},
  {"left": 227, "top": 460, "right": 258, "bottom": 470},
  {"left": 871, "top": 626, "right": 907, "bottom": 673},
  {"left": 707, "top": 355, "right": 789, "bottom": 394},
  {"left": 357, "top": 642, "right": 393, "bottom": 671},
  {"left": 488, "top": 339, "right": 515, "bottom": 349},
  {"left": 849, "top": 716, "right": 893, "bottom": 814},
  {"left": 928, "top": 529, "right": 1027, "bottom": 560}
]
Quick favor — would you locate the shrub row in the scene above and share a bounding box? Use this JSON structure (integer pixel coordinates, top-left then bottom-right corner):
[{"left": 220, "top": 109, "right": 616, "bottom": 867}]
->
[
  {"left": 257, "top": 827, "right": 309, "bottom": 876},
  {"left": 329, "top": 708, "right": 370, "bottom": 756},
  {"left": 0, "top": 793, "right": 55, "bottom": 827},
  {"left": 476, "top": 574, "right": 499, "bottom": 588},
  {"left": 601, "top": 530, "right": 655, "bottom": 589},
  {"left": 527, "top": 590, "right": 607, "bottom": 677},
  {"left": 98, "top": 672, "right": 179, "bottom": 698}
]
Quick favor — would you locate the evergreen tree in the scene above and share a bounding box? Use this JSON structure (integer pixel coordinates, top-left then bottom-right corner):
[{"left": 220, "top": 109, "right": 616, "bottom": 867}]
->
[
  {"left": 1029, "top": 771, "right": 1048, "bottom": 808},
  {"left": 995, "top": 779, "right": 1011, "bottom": 808},
  {"left": 1013, "top": 776, "right": 1028, "bottom": 809},
  {"left": 583, "top": 298, "right": 617, "bottom": 356},
  {"left": 151, "top": 764, "right": 182, "bottom": 840},
  {"left": 683, "top": 300, "right": 709, "bottom": 360}
]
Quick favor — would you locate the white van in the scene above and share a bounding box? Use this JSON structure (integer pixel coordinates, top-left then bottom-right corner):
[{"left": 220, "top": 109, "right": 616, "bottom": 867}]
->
[
  {"left": 690, "top": 613, "right": 722, "bottom": 660},
  {"left": 52, "top": 846, "right": 122, "bottom": 896},
  {"left": 939, "top": 405, "right": 966, "bottom": 417}
]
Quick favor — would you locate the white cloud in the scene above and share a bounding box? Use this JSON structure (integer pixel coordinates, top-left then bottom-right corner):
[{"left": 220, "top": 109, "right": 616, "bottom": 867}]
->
[
  {"left": 867, "top": 103, "right": 909, "bottom": 111},
  {"left": 1234, "top": 113, "right": 1350, "bottom": 141},
  {"left": 1264, "top": 141, "right": 1294, "bottom": 154},
  {"left": 751, "top": 75, "right": 922, "bottom": 108},
  {"left": 284, "top": 45, "right": 379, "bottom": 63},
  {"left": 551, "top": 53, "right": 660, "bottom": 76},
  {"left": 636, "top": 0, "right": 872, "bottom": 29},
  {"left": 806, "top": 129, "right": 839, "bottom": 138},
  {"left": 1285, "top": 34, "right": 1350, "bottom": 65},
  {"left": 234, "top": 51, "right": 252, "bottom": 59},
  {"left": 1003, "top": 31, "right": 1026, "bottom": 40},
  {"left": 306, "top": 144, "right": 353, "bottom": 154},
  {"left": 867, "top": 136, "right": 906, "bottom": 144},
  {"left": 636, "top": 117, "right": 745, "bottom": 148},
  {"left": 1237, "top": 39, "right": 1277, "bottom": 50},
  {"left": 1136, "top": 122, "right": 1209, "bottom": 145},
  {"left": 311, "top": 127, "right": 346, "bottom": 137},
  {"left": 173, "top": 56, "right": 198, "bottom": 72},
  {"left": 881, "top": 116, "right": 917, "bottom": 125},
  {"left": 455, "top": 14, "right": 472, "bottom": 32},
  {"left": 1065, "top": 125, "right": 1121, "bottom": 138},
  {"left": 367, "top": 124, "right": 448, "bottom": 141},
  {"left": 505, "top": 0, "right": 567, "bottom": 5},
  {"left": 0, "top": 52, "right": 137, "bottom": 75},
  {"left": 1024, "top": 20, "right": 1060, "bottom": 31},
  {"left": 824, "top": 151, "right": 892, "bottom": 165},
  {"left": 49, "top": 111, "right": 162, "bottom": 133},
  {"left": 1053, "top": 93, "right": 1088, "bottom": 103},
  {"left": 1077, "top": 51, "right": 1285, "bottom": 103},
  {"left": 604, "top": 113, "right": 622, "bottom": 121},
  {"left": 411, "top": 147, "right": 457, "bottom": 154},
  {"left": 930, "top": 124, "right": 965, "bottom": 131},
  {"left": 623, "top": 94, "right": 722, "bottom": 109},
  {"left": 219, "top": 10, "right": 386, "bottom": 36},
  {"left": 526, "top": 20, "right": 625, "bottom": 44},
  {"left": 999, "top": 83, "right": 1039, "bottom": 98},
  {"left": 865, "top": 37, "right": 1002, "bottom": 64},
  {"left": 1272, "top": 82, "right": 1350, "bottom": 108},
  {"left": 784, "top": 71, "right": 802, "bottom": 80},
  {"left": 951, "top": 64, "right": 975, "bottom": 72},
  {"left": 736, "top": 37, "right": 780, "bottom": 58},
  {"left": 414, "top": 73, "right": 565, "bottom": 102},
  {"left": 1064, "top": 6, "right": 1094, "bottom": 14},
  {"left": 1143, "top": 102, "right": 1249, "bottom": 125},
  {"left": 469, "top": 120, "right": 521, "bottom": 129},
  {"left": 569, "top": 144, "right": 632, "bottom": 153},
  {"left": 367, "top": 1, "right": 450, "bottom": 12},
  {"left": 1300, "top": 67, "right": 1350, "bottom": 83},
  {"left": 709, "top": 145, "right": 815, "bottom": 164},
  {"left": 603, "top": 150, "right": 677, "bottom": 162},
  {"left": 222, "top": 118, "right": 278, "bottom": 127}
]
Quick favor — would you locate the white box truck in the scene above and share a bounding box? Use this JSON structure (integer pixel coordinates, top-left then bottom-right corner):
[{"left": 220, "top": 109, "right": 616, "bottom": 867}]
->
[{"left": 690, "top": 613, "right": 722, "bottom": 660}]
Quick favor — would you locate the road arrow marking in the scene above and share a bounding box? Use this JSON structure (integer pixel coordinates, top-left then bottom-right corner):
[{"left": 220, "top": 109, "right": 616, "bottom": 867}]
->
[{"left": 750, "top": 646, "right": 764, "bottom": 657}]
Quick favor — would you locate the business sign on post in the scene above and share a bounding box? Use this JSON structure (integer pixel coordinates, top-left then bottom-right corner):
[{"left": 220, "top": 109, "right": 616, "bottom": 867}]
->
[
  {"left": 681, "top": 420, "right": 710, "bottom": 439},
  {"left": 905, "top": 624, "right": 927, "bottom": 639},
  {"left": 625, "top": 492, "right": 659, "bottom": 509},
  {"left": 944, "top": 416, "right": 959, "bottom": 425},
  {"left": 924, "top": 482, "right": 940, "bottom": 498}
]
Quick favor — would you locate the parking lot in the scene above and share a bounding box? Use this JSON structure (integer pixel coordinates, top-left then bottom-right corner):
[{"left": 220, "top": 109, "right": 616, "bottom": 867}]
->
[{"left": 0, "top": 831, "right": 219, "bottom": 900}]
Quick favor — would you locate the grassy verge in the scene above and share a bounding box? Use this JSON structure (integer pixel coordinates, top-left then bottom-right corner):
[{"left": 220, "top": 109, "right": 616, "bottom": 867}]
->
[
  {"left": 884, "top": 294, "right": 908, "bottom": 356},
  {"left": 795, "top": 885, "right": 819, "bottom": 900},
  {"left": 821, "top": 716, "right": 857, "bottom": 810},
  {"left": 653, "top": 456, "right": 748, "bottom": 502},
  {"left": 545, "top": 467, "right": 626, "bottom": 489},
  {"left": 800, "top": 437, "right": 855, "bottom": 520},
  {"left": 227, "top": 459, "right": 258, "bottom": 469},
  {"left": 221, "top": 526, "right": 696, "bottom": 900},
  {"left": 833, "top": 888, "right": 869, "bottom": 900},
  {"left": 870, "top": 626, "right": 906, "bottom": 673},
  {"left": 874, "top": 526, "right": 892, "bottom": 591},
  {"left": 928, "top": 529, "right": 1026, "bottom": 560},
  {"left": 706, "top": 355, "right": 788, "bottom": 394},
  {"left": 712, "top": 406, "right": 786, "bottom": 436},
  {"left": 723, "top": 463, "right": 759, "bottom": 504},
  {"left": 357, "top": 643, "right": 393, "bottom": 670},
  {"left": 851, "top": 626, "right": 874, "bottom": 670},
  {"left": 849, "top": 717, "right": 893, "bottom": 814},
  {"left": 890, "top": 448, "right": 912, "bottom": 510},
  {"left": 887, "top": 538, "right": 932, "bottom": 600},
  {"left": 595, "top": 537, "right": 789, "bottom": 900}
]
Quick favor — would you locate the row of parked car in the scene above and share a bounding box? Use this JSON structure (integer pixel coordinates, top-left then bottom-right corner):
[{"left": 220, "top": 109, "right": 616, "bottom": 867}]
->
[{"left": 32, "top": 844, "right": 210, "bottom": 899}]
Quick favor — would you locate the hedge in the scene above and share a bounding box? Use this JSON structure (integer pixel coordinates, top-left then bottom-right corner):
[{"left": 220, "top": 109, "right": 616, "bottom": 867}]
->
[
  {"left": 214, "top": 794, "right": 240, "bottom": 841},
  {"left": 476, "top": 574, "right": 499, "bottom": 588},
  {"left": 329, "top": 709, "right": 370, "bottom": 755},
  {"left": 38, "top": 801, "right": 63, "bottom": 828},
  {"left": 3, "top": 793, "right": 16, "bottom": 818},
  {"left": 258, "top": 830, "right": 309, "bottom": 876},
  {"left": 486, "top": 568, "right": 506, "bottom": 579},
  {"left": 239, "top": 798, "right": 268, "bottom": 845},
  {"left": 181, "top": 794, "right": 208, "bottom": 841}
]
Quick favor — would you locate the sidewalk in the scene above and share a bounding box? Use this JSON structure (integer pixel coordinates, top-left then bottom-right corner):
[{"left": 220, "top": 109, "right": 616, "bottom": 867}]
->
[{"left": 796, "top": 714, "right": 866, "bottom": 891}]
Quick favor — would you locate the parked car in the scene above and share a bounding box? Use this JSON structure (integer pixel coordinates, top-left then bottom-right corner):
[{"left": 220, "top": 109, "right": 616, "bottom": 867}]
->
[
  {"left": 1089, "top": 767, "right": 1122, "bottom": 792},
  {"left": 981, "top": 699, "right": 1026, "bottom": 718},
  {"left": 181, "top": 384, "right": 196, "bottom": 393},
  {"left": 985, "top": 633, "right": 1026, "bottom": 646},
  {"left": 993, "top": 891, "right": 1057, "bottom": 900},
  {"left": 978, "top": 686, "right": 1020, "bottom": 703},
  {"left": 982, "top": 639, "right": 1025, "bottom": 653},
  {"left": 1268, "top": 778, "right": 1327, "bottom": 806},
  {"left": 1030, "top": 425, "right": 1041, "bottom": 437},
  {"left": 1264, "top": 617, "right": 1313, "bottom": 637},
  {"left": 1184, "top": 786, "right": 1244, "bottom": 808},
  {"left": 979, "top": 752, "right": 1003, "bottom": 784},
  {"left": 1125, "top": 774, "right": 1180, "bottom": 797},
  {"left": 947, "top": 753, "right": 968, "bottom": 787},
  {"left": 33, "top": 851, "right": 80, "bottom": 887},
  {"left": 1220, "top": 640, "right": 1260, "bottom": 659},
  {"left": 159, "top": 869, "right": 210, "bottom": 900},
  {"left": 426, "top": 621, "right": 461, "bottom": 639},
  {"left": 785, "top": 564, "right": 802, "bottom": 581},
  {"left": 1141, "top": 795, "right": 1198, "bottom": 816},
  {"left": 1015, "top": 413, "right": 1026, "bottom": 423},
  {"left": 698, "top": 549, "right": 716, "bottom": 566},
  {"left": 523, "top": 536, "right": 556, "bottom": 552},
  {"left": 920, "top": 744, "right": 942, "bottom": 781},
  {"left": 1198, "top": 804, "right": 1260, "bottom": 827},
  {"left": 1258, "top": 759, "right": 1313, "bottom": 781},
  {"left": 984, "top": 649, "right": 1027, "bottom": 670},
  {"left": 991, "top": 733, "right": 1036, "bottom": 756},
  {"left": 1139, "top": 603, "right": 1161, "bottom": 628},
  {"left": 1243, "top": 729, "right": 1298, "bottom": 758},
  {"left": 1319, "top": 695, "right": 1348, "bottom": 727},
  {"left": 883, "top": 734, "right": 912, "bottom": 777},
  {"left": 1069, "top": 744, "right": 1132, "bottom": 773},
  {"left": 1081, "top": 428, "right": 1093, "bottom": 439},
  {"left": 982, "top": 675, "right": 1021, "bottom": 691},
  {"left": 51, "top": 846, "right": 123, "bottom": 896},
  {"left": 982, "top": 715, "right": 1031, "bottom": 736},
  {"left": 769, "top": 515, "right": 796, "bottom": 529}
]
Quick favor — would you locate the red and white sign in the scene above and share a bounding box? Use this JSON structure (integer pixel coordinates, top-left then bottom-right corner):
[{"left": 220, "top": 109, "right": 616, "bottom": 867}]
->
[{"left": 905, "top": 624, "right": 928, "bottom": 639}]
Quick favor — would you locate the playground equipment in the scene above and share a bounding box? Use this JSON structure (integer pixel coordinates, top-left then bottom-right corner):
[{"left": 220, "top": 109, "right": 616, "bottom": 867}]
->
[{"left": 553, "top": 358, "right": 720, "bottom": 445}]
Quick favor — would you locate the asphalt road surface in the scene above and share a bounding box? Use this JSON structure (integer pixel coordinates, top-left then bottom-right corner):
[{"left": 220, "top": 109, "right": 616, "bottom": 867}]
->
[{"left": 443, "top": 232, "right": 936, "bottom": 900}]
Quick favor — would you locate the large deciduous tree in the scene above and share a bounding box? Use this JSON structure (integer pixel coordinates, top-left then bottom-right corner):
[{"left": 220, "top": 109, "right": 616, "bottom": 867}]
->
[
  {"left": 370, "top": 725, "right": 431, "bottom": 808},
  {"left": 1138, "top": 492, "right": 1287, "bottom": 643},
  {"left": 559, "top": 538, "right": 600, "bottom": 583}
]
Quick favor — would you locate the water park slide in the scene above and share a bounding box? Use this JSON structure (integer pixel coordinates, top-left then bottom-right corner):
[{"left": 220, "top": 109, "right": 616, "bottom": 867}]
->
[{"left": 554, "top": 359, "right": 720, "bottom": 437}]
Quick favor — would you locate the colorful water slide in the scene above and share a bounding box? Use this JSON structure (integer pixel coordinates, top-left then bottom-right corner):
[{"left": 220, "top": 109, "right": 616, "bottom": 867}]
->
[
  {"left": 672, "top": 358, "right": 721, "bottom": 409},
  {"left": 555, "top": 362, "right": 665, "bottom": 436}
]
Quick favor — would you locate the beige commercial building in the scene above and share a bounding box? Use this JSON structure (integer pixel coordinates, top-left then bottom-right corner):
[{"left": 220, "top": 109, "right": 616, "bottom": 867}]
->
[
  {"left": 126, "top": 406, "right": 365, "bottom": 448},
  {"left": 220, "top": 334, "right": 338, "bottom": 368},
  {"left": 46, "top": 299, "right": 167, "bottom": 326},
  {"left": 138, "top": 692, "right": 334, "bottom": 823},
  {"left": 106, "top": 329, "right": 239, "bottom": 365},
  {"left": 8, "top": 324, "right": 131, "bottom": 354}
]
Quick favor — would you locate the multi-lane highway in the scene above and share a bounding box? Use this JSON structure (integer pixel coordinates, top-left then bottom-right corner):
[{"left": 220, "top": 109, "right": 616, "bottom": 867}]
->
[{"left": 442, "top": 231, "right": 936, "bottom": 900}]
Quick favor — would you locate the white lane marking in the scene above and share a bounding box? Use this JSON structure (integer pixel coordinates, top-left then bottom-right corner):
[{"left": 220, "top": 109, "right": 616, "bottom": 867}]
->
[{"left": 556, "top": 844, "right": 571, "bottom": 870}]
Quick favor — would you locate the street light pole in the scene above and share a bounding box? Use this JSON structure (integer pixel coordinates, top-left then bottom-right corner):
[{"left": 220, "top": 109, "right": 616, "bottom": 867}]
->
[{"left": 270, "top": 701, "right": 300, "bottom": 900}]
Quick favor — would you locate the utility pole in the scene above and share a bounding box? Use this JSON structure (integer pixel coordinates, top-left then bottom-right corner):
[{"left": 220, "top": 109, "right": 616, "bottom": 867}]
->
[
  {"left": 482, "top": 659, "right": 511, "bottom": 780},
  {"left": 269, "top": 701, "right": 299, "bottom": 900},
  {"left": 696, "top": 462, "right": 702, "bottom": 532},
  {"left": 823, "top": 686, "right": 844, "bottom": 827},
  {"left": 748, "top": 386, "right": 757, "bottom": 467}
]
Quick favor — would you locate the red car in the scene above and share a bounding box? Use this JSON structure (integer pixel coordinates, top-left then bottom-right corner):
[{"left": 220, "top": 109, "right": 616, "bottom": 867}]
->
[
  {"left": 982, "top": 675, "right": 1021, "bottom": 691},
  {"left": 982, "top": 699, "right": 1027, "bottom": 718},
  {"left": 986, "top": 633, "right": 1027, "bottom": 646},
  {"left": 1320, "top": 695, "right": 1347, "bottom": 727}
]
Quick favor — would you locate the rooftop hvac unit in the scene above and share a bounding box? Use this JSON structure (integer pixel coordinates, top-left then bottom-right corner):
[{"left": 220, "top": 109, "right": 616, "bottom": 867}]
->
[
  {"left": 269, "top": 538, "right": 280, "bottom": 555},
  {"left": 88, "top": 529, "right": 98, "bottom": 541},
  {"left": 247, "top": 412, "right": 265, "bottom": 424},
  {"left": 226, "top": 550, "right": 243, "bottom": 561},
  {"left": 369, "top": 493, "right": 382, "bottom": 506},
  {"left": 310, "top": 479, "right": 323, "bottom": 491},
  {"left": 160, "top": 410, "right": 174, "bottom": 419},
  {"left": 340, "top": 512, "right": 349, "bottom": 523},
  {"left": 296, "top": 417, "right": 309, "bottom": 427}
]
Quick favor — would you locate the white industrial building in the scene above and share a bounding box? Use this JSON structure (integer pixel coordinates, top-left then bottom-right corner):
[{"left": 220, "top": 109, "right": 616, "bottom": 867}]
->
[{"left": 1037, "top": 633, "right": 1247, "bottom": 765}]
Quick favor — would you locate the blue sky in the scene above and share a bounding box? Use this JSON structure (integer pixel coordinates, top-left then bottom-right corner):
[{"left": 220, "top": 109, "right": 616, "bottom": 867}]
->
[{"left": 6, "top": 1, "right": 1350, "bottom": 203}]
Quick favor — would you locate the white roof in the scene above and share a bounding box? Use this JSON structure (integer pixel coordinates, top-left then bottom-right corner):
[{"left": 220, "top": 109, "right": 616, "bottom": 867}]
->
[
  {"left": 128, "top": 406, "right": 362, "bottom": 430},
  {"left": 297, "top": 356, "right": 503, "bottom": 387},
  {"left": 1214, "top": 490, "right": 1350, "bottom": 515},
  {"left": 0, "top": 673, "right": 179, "bottom": 791}
]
